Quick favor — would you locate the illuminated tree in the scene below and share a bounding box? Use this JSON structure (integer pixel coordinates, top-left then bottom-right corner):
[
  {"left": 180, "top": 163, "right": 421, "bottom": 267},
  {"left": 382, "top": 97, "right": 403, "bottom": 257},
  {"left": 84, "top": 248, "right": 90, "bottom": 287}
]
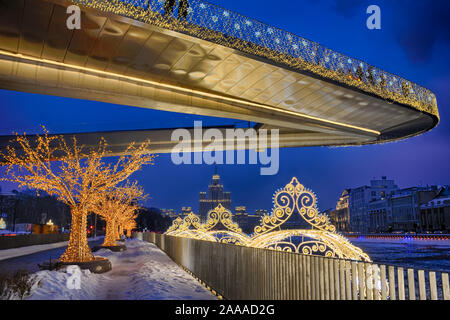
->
[
  {"left": 115, "top": 200, "right": 140, "bottom": 241},
  {"left": 0, "top": 128, "right": 154, "bottom": 263},
  {"left": 117, "top": 214, "right": 138, "bottom": 240},
  {"left": 124, "top": 219, "right": 137, "bottom": 238},
  {"left": 91, "top": 183, "right": 144, "bottom": 247}
]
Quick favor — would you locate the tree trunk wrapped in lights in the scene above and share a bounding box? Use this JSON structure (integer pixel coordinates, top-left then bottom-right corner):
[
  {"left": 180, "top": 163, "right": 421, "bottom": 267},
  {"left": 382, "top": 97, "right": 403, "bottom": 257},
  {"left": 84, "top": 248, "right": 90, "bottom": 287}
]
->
[
  {"left": 0, "top": 127, "right": 154, "bottom": 263},
  {"left": 117, "top": 213, "right": 138, "bottom": 240},
  {"left": 118, "top": 225, "right": 124, "bottom": 240},
  {"left": 103, "top": 219, "right": 117, "bottom": 247},
  {"left": 124, "top": 220, "right": 137, "bottom": 238},
  {"left": 64, "top": 207, "right": 92, "bottom": 262},
  {"left": 91, "top": 182, "right": 144, "bottom": 248}
]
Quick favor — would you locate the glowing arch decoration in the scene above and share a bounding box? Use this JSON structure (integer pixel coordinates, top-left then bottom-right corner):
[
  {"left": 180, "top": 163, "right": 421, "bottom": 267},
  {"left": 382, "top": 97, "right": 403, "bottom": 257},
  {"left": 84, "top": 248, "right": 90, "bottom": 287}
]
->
[
  {"left": 166, "top": 204, "right": 251, "bottom": 245},
  {"left": 166, "top": 212, "right": 216, "bottom": 241},
  {"left": 203, "top": 204, "right": 242, "bottom": 233},
  {"left": 202, "top": 204, "right": 252, "bottom": 245},
  {"left": 165, "top": 217, "right": 183, "bottom": 234},
  {"left": 165, "top": 177, "right": 371, "bottom": 262},
  {"left": 254, "top": 177, "right": 335, "bottom": 235},
  {"left": 178, "top": 212, "right": 202, "bottom": 232},
  {"left": 250, "top": 177, "right": 371, "bottom": 262}
]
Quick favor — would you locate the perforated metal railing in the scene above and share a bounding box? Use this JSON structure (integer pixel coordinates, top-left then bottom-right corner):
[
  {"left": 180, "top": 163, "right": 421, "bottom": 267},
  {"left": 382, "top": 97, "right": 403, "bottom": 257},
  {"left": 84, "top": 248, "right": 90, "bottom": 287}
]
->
[{"left": 72, "top": 0, "right": 439, "bottom": 119}]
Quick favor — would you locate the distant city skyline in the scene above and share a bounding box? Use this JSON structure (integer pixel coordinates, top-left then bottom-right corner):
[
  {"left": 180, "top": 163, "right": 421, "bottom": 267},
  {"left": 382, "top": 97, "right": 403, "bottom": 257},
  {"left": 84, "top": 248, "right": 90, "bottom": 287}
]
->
[
  {"left": 138, "top": 169, "right": 448, "bottom": 215},
  {"left": 1, "top": 160, "right": 448, "bottom": 215},
  {"left": 199, "top": 173, "right": 231, "bottom": 222}
]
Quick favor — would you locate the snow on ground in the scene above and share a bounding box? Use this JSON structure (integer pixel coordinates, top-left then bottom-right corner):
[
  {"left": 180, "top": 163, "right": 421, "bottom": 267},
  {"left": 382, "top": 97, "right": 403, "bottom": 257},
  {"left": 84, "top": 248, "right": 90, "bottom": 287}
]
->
[{"left": 26, "top": 239, "right": 216, "bottom": 300}]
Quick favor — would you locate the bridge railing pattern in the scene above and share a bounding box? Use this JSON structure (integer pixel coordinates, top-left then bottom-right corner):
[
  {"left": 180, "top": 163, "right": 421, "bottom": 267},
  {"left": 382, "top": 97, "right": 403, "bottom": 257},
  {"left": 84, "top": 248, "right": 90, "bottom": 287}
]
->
[
  {"left": 141, "top": 232, "right": 450, "bottom": 300},
  {"left": 72, "top": 0, "right": 438, "bottom": 120},
  {"left": 345, "top": 234, "right": 450, "bottom": 241}
]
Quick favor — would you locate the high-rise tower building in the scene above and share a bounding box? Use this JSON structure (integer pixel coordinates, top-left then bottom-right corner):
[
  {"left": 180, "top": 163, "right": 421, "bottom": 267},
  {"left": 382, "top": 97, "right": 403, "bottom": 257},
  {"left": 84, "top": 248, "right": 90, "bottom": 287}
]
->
[{"left": 199, "top": 174, "right": 231, "bottom": 222}]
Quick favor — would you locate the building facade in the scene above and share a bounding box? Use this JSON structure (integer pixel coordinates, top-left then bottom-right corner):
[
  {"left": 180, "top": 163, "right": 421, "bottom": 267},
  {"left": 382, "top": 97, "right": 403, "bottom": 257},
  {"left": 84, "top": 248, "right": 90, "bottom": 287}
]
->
[
  {"left": 348, "top": 186, "right": 372, "bottom": 233},
  {"left": 390, "top": 187, "right": 437, "bottom": 232},
  {"left": 199, "top": 174, "right": 231, "bottom": 222},
  {"left": 234, "top": 206, "right": 248, "bottom": 230},
  {"left": 330, "top": 190, "right": 351, "bottom": 232},
  {"left": 255, "top": 209, "right": 268, "bottom": 216},
  {"left": 368, "top": 198, "right": 392, "bottom": 233},
  {"left": 335, "top": 177, "right": 448, "bottom": 233},
  {"left": 181, "top": 207, "right": 193, "bottom": 219},
  {"left": 419, "top": 187, "right": 450, "bottom": 232},
  {"left": 336, "top": 177, "right": 399, "bottom": 233},
  {"left": 233, "top": 207, "right": 265, "bottom": 234},
  {"left": 160, "top": 208, "right": 178, "bottom": 219}
]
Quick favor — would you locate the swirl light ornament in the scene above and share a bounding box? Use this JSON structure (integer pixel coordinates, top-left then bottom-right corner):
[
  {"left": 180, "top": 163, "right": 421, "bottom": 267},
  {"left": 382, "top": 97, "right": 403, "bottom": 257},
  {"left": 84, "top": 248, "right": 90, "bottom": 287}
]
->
[
  {"left": 165, "top": 217, "right": 184, "bottom": 234},
  {"left": 201, "top": 204, "right": 252, "bottom": 245},
  {"left": 249, "top": 178, "right": 370, "bottom": 262},
  {"left": 202, "top": 204, "right": 243, "bottom": 234},
  {"left": 165, "top": 177, "right": 370, "bottom": 262},
  {"left": 166, "top": 212, "right": 216, "bottom": 241},
  {"left": 166, "top": 204, "right": 251, "bottom": 245},
  {"left": 254, "top": 177, "right": 336, "bottom": 236}
]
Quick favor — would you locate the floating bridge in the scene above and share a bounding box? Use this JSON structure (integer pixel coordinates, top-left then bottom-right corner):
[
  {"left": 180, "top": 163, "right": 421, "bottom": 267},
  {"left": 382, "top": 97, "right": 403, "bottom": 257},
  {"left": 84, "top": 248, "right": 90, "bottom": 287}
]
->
[{"left": 0, "top": 0, "right": 439, "bottom": 154}]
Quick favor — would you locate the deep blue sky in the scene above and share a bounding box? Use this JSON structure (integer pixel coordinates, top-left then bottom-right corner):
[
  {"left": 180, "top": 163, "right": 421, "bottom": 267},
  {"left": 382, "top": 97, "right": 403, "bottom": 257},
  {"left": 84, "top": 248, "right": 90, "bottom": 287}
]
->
[{"left": 1, "top": 0, "right": 449, "bottom": 213}]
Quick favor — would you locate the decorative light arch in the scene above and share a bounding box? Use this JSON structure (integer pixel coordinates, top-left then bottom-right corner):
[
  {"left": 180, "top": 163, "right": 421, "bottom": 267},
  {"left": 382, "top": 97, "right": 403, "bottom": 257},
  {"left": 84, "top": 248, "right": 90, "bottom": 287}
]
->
[
  {"left": 165, "top": 177, "right": 371, "bottom": 262},
  {"left": 201, "top": 204, "right": 252, "bottom": 245},
  {"left": 166, "top": 212, "right": 216, "bottom": 241},
  {"left": 166, "top": 204, "right": 252, "bottom": 245},
  {"left": 250, "top": 177, "right": 371, "bottom": 261}
]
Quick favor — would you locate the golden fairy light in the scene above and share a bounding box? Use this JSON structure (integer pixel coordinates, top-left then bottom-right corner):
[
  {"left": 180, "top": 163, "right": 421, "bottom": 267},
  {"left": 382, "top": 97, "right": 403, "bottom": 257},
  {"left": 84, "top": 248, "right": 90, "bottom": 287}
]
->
[
  {"left": 166, "top": 177, "right": 371, "bottom": 262},
  {"left": 91, "top": 182, "right": 144, "bottom": 247},
  {"left": 0, "top": 127, "right": 155, "bottom": 263},
  {"left": 124, "top": 219, "right": 137, "bottom": 238},
  {"left": 117, "top": 214, "right": 138, "bottom": 240},
  {"left": 68, "top": 0, "right": 438, "bottom": 120}
]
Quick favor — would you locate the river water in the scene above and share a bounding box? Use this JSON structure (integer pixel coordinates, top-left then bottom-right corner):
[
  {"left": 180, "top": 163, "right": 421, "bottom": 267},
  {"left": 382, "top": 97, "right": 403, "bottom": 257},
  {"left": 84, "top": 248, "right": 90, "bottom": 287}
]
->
[{"left": 349, "top": 238, "right": 450, "bottom": 272}]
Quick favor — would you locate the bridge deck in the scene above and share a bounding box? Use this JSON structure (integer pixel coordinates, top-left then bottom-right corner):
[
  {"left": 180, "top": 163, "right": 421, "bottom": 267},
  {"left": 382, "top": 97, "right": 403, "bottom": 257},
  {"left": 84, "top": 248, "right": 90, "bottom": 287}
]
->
[{"left": 0, "top": 0, "right": 439, "bottom": 154}]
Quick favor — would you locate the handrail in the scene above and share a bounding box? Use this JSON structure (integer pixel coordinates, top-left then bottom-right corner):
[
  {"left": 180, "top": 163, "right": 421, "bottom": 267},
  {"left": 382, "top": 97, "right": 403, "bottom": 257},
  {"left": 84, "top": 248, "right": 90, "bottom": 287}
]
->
[{"left": 143, "top": 232, "right": 450, "bottom": 300}]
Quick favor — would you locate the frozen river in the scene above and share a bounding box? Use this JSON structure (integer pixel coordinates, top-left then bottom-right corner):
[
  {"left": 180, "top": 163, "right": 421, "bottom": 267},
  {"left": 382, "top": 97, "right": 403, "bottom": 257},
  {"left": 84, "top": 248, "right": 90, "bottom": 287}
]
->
[{"left": 349, "top": 238, "right": 450, "bottom": 272}]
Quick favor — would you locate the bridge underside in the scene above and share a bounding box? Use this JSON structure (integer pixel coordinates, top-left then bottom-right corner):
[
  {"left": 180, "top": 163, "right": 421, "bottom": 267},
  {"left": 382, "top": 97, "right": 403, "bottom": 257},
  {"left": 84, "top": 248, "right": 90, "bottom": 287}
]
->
[{"left": 0, "top": 0, "right": 437, "bottom": 155}]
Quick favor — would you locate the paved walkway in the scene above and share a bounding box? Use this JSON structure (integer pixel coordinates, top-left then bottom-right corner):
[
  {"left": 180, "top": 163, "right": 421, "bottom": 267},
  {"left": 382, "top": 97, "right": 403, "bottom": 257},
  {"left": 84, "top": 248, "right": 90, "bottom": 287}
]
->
[{"left": 0, "top": 237, "right": 103, "bottom": 276}]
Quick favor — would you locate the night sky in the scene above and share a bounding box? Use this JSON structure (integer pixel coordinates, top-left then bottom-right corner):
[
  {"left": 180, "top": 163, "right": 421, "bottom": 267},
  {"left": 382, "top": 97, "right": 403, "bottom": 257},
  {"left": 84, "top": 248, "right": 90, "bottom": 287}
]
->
[{"left": 0, "top": 0, "right": 449, "bottom": 213}]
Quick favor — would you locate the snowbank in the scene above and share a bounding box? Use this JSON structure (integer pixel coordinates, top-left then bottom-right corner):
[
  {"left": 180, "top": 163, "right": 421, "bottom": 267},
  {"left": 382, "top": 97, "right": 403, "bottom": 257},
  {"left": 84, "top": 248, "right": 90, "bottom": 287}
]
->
[{"left": 26, "top": 239, "right": 216, "bottom": 300}]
